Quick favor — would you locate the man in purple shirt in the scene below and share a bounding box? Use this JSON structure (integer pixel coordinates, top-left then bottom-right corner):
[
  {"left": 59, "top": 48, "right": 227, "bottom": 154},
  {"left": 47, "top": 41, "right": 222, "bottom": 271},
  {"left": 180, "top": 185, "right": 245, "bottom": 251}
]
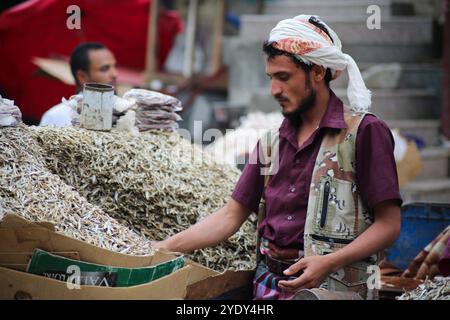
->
[{"left": 155, "top": 15, "right": 401, "bottom": 299}]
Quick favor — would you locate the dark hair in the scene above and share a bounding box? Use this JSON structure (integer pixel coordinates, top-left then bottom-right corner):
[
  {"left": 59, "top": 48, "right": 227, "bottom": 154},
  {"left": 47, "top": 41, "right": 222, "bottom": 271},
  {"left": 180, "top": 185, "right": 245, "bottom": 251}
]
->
[
  {"left": 262, "top": 41, "right": 332, "bottom": 86},
  {"left": 70, "top": 42, "right": 107, "bottom": 86},
  {"left": 308, "top": 16, "right": 334, "bottom": 44}
]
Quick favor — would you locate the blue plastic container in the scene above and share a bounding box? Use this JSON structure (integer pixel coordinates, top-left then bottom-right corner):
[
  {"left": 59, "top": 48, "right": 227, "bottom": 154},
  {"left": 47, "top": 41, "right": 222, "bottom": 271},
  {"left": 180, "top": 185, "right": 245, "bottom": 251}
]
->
[{"left": 386, "top": 202, "right": 450, "bottom": 270}]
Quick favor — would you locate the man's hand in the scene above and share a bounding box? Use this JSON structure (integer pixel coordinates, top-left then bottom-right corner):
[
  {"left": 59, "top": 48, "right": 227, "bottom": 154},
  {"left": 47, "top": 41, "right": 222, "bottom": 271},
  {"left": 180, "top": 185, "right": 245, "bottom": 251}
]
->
[
  {"left": 277, "top": 255, "right": 336, "bottom": 292},
  {"left": 151, "top": 241, "right": 166, "bottom": 250},
  {"left": 277, "top": 200, "right": 400, "bottom": 293},
  {"left": 147, "top": 198, "right": 251, "bottom": 254}
]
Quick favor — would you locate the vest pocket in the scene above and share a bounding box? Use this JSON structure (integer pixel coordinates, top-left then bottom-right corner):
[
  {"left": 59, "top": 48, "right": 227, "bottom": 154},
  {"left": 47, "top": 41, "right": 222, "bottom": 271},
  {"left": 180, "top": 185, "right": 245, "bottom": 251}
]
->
[{"left": 313, "top": 177, "right": 358, "bottom": 240}]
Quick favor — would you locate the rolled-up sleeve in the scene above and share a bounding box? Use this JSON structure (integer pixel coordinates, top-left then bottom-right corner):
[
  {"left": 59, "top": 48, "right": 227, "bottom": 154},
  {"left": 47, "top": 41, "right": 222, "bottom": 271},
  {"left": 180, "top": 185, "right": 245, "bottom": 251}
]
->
[
  {"left": 356, "top": 115, "right": 403, "bottom": 210},
  {"left": 231, "top": 142, "right": 265, "bottom": 213}
]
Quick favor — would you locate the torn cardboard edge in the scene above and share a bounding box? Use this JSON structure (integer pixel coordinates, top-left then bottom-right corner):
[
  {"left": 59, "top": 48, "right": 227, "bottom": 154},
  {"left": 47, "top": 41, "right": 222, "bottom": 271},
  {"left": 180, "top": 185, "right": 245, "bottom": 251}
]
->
[
  {"left": 0, "top": 214, "right": 191, "bottom": 299},
  {"left": 0, "top": 265, "right": 191, "bottom": 300},
  {"left": 0, "top": 214, "right": 255, "bottom": 299}
]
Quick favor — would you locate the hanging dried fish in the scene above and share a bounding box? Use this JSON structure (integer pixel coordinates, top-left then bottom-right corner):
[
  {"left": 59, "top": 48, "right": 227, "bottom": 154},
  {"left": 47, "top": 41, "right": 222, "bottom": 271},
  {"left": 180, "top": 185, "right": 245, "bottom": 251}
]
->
[{"left": 28, "top": 126, "right": 257, "bottom": 271}]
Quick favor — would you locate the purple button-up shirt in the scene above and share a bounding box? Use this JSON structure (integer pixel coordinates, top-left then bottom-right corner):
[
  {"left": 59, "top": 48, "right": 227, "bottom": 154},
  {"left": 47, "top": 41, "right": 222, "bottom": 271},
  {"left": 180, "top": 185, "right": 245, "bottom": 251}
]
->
[{"left": 231, "top": 90, "right": 402, "bottom": 249}]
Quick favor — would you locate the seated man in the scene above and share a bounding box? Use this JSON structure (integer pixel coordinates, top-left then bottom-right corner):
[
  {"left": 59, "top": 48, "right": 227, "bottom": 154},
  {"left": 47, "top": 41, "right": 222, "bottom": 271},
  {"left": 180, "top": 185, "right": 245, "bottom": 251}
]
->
[{"left": 40, "top": 42, "right": 117, "bottom": 126}]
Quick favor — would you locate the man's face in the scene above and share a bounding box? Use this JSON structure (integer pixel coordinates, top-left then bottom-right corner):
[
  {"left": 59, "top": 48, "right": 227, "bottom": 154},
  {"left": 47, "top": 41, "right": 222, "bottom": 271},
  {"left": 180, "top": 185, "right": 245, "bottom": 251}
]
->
[
  {"left": 83, "top": 48, "right": 117, "bottom": 87},
  {"left": 265, "top": 55, "right": 316, "bottom": 123}
]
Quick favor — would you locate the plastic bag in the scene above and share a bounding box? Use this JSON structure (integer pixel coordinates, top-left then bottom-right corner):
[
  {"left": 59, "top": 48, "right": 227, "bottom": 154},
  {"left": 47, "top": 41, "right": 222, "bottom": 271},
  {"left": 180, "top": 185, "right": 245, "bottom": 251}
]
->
[{"left": 0, "top": 95, "right": 22, "bottom": 127}]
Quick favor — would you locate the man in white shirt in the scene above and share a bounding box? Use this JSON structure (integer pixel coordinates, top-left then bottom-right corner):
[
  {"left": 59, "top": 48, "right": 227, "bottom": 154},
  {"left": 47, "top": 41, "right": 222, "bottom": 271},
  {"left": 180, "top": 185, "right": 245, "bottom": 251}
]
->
[{"left": 40, "top": 42, "right": 117, "bottom": 126}]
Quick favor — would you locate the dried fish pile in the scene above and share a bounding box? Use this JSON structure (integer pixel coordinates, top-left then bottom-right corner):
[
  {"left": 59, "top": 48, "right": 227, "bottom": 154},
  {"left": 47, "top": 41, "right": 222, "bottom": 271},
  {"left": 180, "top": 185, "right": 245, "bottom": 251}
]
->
[
  {"left": 29, "top": 126, "right": 257, "bottom": 271},
  {"left": 0, "top": 125, "right": 154, "bottom": 255},
  {"left": 397, "top": 277, "right": 450, "bottom": 300}
]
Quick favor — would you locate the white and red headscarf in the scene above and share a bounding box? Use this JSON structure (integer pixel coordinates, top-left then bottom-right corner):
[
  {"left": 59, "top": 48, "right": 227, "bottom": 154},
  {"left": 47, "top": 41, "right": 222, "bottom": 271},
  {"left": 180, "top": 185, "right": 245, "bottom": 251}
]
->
[{"left": 269, "top": 15, "right": 371, "bottom": 112}]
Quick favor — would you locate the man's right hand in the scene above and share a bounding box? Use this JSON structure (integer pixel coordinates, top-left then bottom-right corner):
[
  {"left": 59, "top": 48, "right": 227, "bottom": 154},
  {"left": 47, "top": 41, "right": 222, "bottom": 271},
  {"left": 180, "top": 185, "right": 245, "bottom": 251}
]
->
[
  {"left": 147, "top": 198, "right": 251, "bottom": 254},
  {"left": 151, "top": 241, "right": 165, "bottom": 250}
]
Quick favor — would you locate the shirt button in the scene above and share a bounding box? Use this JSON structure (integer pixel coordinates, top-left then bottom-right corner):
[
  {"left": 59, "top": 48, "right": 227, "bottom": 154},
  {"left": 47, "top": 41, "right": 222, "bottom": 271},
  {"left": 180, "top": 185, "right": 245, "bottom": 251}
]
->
[
  {"left": 290, "top": 186, "right": 296, "bottom": 193},
  {"left": 287, "top": 215, "right": 293, "bottom": 221},
  {"left": 295, "top": 159, "right": 301, "bottom": 164}
]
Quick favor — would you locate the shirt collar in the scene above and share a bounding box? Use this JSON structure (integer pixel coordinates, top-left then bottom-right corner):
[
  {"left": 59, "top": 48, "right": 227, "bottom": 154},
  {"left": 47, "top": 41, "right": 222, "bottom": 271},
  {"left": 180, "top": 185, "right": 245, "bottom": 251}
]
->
[{"left": 279, "top": 90, "right": 346, "bottom": 140}]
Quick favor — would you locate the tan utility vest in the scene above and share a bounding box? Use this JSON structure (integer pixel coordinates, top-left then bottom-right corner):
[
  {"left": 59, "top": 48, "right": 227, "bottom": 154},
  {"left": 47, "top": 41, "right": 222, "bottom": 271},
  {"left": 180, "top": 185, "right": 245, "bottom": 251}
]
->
[{"left": 258, "top": 107, "right": 380, "bottom": 299}]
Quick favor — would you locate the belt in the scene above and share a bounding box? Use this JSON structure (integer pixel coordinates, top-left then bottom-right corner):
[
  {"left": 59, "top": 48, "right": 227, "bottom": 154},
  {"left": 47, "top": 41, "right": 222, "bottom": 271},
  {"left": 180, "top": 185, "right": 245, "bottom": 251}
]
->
[{"left": 262, "top": 254, "right": 304, "bottom": 277}]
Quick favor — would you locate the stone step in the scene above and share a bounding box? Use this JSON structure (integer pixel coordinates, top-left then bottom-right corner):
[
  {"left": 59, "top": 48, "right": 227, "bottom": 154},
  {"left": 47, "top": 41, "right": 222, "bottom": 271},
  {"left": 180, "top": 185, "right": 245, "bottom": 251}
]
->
[
  {"left": 265, "top": 0, "right": 391, "bottom": 19},
  {"left": 331, "top": 63, "right": 442, "bottom": 89},
  {"left": 240, "top": 15, "right": 433, "bottom": 45},
  {"left": 225, "top": 39, "right": 437, "bottom": 106},
  {"left": 416, "top": 147, "right": 450, "bottom": 180},
  {"left": 397, "top": 64, "right": 442, "bottom": 89},
  {"left": 386, "top": 119, "right": 440, "bottom": 146},
  {"left": 341, "top": 44, "right": 435, "bottom": 63},
  {"left": 224, "top": 37, "right": 441, "bottom": 104},
  {"left": 249, "top": 89, "right": 438, "bottom": 120},
  {"left": 333, "top": 88, "right": 439, "bottom": 120},
  {"left": 401, "top": 179, "right": 450, "bottom": 203},
  {"left": 225, "top": 39, "right": 270, "bottom": 105}
]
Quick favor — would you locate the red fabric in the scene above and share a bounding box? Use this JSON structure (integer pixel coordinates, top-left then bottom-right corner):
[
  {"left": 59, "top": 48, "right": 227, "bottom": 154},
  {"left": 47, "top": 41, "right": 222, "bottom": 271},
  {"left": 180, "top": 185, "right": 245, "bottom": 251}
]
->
[{"left": 0, "top": 0, "right": 183, "bottom": 122}]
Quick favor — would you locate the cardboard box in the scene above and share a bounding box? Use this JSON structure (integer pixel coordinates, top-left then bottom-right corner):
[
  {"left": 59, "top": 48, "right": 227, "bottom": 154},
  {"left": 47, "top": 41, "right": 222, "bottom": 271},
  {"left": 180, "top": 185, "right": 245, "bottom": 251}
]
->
[
  {"left": 0, "top": 214, "right": 255, "bottom": 300},
  {"left": 27, "top": 248, "right": 185, "bottom": 287},
  {"left": 0, "top": 214, "right": 191, "bottom": 300},
  {"left": 0, "top": 265, "right": 190, "bottom": 300},
  {"left": 184, "top": 260, "right": 254, "bottom": 300}
]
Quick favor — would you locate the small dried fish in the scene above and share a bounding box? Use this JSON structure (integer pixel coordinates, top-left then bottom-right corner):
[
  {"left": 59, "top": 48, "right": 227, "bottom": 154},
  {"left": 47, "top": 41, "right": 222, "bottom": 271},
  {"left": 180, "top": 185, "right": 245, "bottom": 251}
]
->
[
  {"left": 25, "top": 125, "right": 257, "bottom": 272},
  {"left": 396, "top": 277, "right": 450, "bottom": 300},
  {"left": 0, "top": 125, "right": 153, "bottom": 255}
]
